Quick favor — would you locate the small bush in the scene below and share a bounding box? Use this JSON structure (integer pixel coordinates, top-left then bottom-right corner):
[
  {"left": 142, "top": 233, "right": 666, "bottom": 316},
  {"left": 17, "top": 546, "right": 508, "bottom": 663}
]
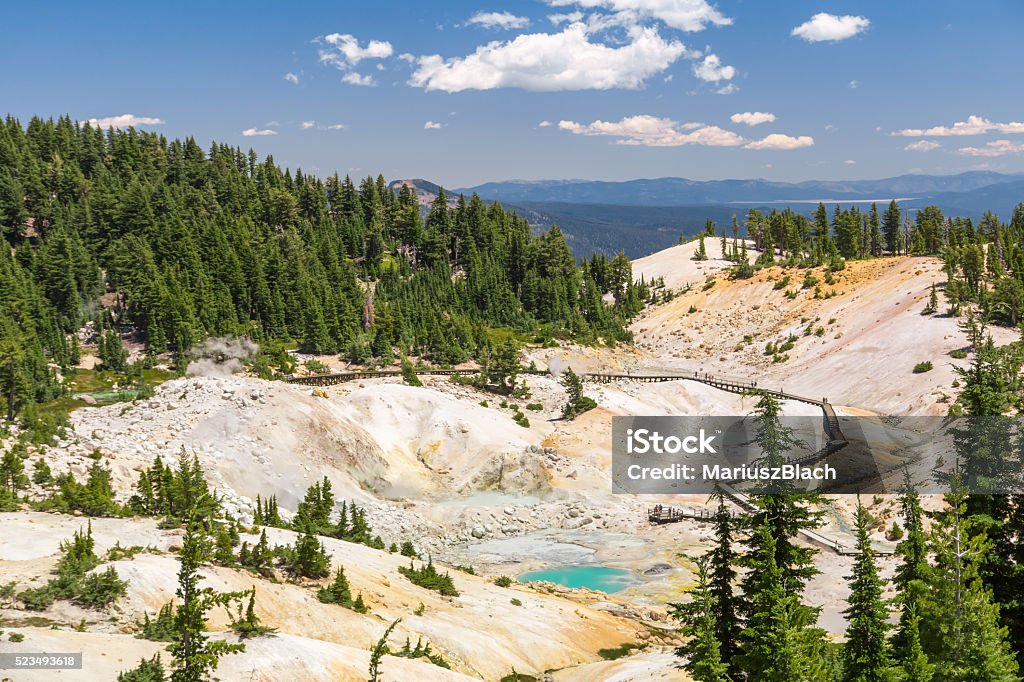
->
[
  {"left": 510, "top": 598, "right": 523, "bottom": 606},
  {"left": 525, "top": 403, "right": 543, "bottom": 411},
  {"left": 950, "top": 349, "right": 968, "bottom": 359},
  {"left": 399, "top": 559, "right": 460, "bottom": 597},
  {"left": 598, "top": 643, "right": 644, "bottom": 660},
  {"left": 912, "top": 361, "right": 933, "bottom": 374},
  {"left": 494, "top": 576, "right": 514, "bottom": 588},
  {"left": 773, "top": 276, "right": 791, "bottom": 290},
  {"left": 886, "top": 522, "right": 904, "bottom": 542}
]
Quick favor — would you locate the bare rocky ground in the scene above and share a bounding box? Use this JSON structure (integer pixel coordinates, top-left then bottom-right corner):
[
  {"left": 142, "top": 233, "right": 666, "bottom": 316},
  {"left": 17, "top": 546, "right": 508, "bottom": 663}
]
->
[{"left": 0, "top": 240, "right": 982, "bottom": 681}]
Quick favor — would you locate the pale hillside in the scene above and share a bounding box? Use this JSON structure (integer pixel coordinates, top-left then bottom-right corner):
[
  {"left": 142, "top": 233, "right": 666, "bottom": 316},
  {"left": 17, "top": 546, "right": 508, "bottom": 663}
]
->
[
  {"left": 0, "top": 513, "right": 653, "bottom": 681},
  {"left": 630, "top": 240, "right": 1016, "bottom": 415}
]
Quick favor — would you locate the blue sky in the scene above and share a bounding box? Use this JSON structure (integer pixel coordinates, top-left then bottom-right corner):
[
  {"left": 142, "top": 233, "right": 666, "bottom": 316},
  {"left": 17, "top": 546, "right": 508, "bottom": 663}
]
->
[{"left": 2, "top": 1, "right": 1023, "bottom": 187}]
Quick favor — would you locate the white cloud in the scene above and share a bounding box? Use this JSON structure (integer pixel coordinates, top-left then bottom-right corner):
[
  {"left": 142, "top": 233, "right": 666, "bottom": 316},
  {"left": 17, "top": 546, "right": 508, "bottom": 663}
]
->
[
  {"left": 409, "top": 23, "right": 687, "bottom": 92},
  {"left": 716, "top": 83, "right": 738, "bottom": 95},
  {"left": 959, "top": 140, "right": 1024, "bottom": 157},
  {"left": 320, "top": 33, "right": 393, "bottom": 68},
  {"left": 342, "top": 72, "right": 376, "bottom": 86},
  {"left": 693, "top": 53, "right": 734, "bottom": 82},
  {"left": 284, "top": 72, "right": 299, "bottom": 84},
  {"left": 905, "top": 140, "right": 940, "bottom": 152},
  {"left": 424, "top": 121, "right": 446, "bottom": 130},
  {"left": 467, "top": 11, "right": 530, "bottom": 30},
  {"left": 538, "top": 120, "right": 553, "bottom": 127},
  {"left": 848, "top": 79, "right": 858, "bottom": 89},
  {"left": 546, "top": 0, "right": 732, "bottom": 32},
  {"left": 326, "top": 123, "right": 346, "bottom": 130},
  {"left": 549, "top": 10, "right": 585, "bottom": 25},
  {"left": 730, "top": 111, "right": 775, "bottom": 126},
  {"left": 824, "top": 124, "right": 836, "bottom": 131},
  {"left": 86, "top": 114, "right": 164, "bottom": 129},
  {"left": 557, "top": 114, "right": 744, "bottom": 147},
  {"left": 895, "top": 115, "right": 1024, "bottom": 137},
  {"left": 844, "top": 159, "right": 856, "bottom": 165},
  {"left": 743, "top": 133, "right": 814, "bottom": 150},
  {"left": 791, "top": 13, "right": 870, "bottom": 42},
  {"left": 301, "top": 120, "right": 316, "bottom": 129},
  {"left": 241, "top": 128, "right": 277, "bottom": 136}
]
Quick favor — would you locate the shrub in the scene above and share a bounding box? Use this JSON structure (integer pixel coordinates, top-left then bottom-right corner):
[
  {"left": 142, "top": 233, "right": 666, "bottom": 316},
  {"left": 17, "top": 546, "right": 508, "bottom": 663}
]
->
[
  {"left": 398, "top": 559, "right": 459, "bottom": 597},
  {"left": 8, "top": 632, "right": 25, "bottom": 642},
  {"left": 912, "top": 361, "right": 933, "bottom": 374},
  {"left": 494, "top": 576, "right": 514, "bottom": 588},
  {"left": 950, "top": 349, "right": 968, "bottom": 359},
  {"left": 73, "top": 567, "right": 128, "bottom": 608},
  {"left": 510, "top": 598, "right": 523, "bottom": 606},
  {"left": 137, "top": 603, "right": 177, "bottom": 641},
  {"left": 525, "top": 403, "right": 543, "bottom": 411}
]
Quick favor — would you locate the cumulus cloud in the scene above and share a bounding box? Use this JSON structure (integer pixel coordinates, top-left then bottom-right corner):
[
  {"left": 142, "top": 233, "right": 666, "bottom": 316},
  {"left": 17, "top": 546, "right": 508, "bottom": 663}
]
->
[
  {"left": 693, "top": 53, "right": 734, "bottom": 82},
  {"left": 538, "top": 120, "right": 553, "bottom": 127},
  {"left": 241, "top": 128, "right": 277, "bottom": 136},
  {"left": 301, "top": 120, "right": 316, "bottom": 129},
  {"left": 546, "top": 0, "right": 732, "bottom": 32},
  {"left": 716, "top": 83, "right": 738, "bottom": 95},
  {"left": 343, "top": 72, "right": 376, "bottom": 86},
  {"left": 959, "top": 140, "right": 1024, "bottom": 157},
  {"left": 409, "top": 23, "right": 687, "bottom": 92},
  {"left": 894, "top": 115, "right": 1024, "bottom": 137},
  {"left": 424, "top": 121, "right": 446, "bottom": 130},
  {"left": 905, "top": 140, "right": 940, "bottom": 152},
  {"left": 467, "top": 11, "right": 530, "bottom": 29},
  {"left": 320, "top": 33, "right": 393, "bottom": 68},
  {"left": 557, "top": 114, "right": 743, "bottom": 147},
  {"left": 86, "top": 114, "right": 164, "bottom": 129},
  {"left": 731, "top": 111, "right": 775, "bottom": 126},
  {"left": 284, "top": 72, "right": 299, "bottom": 84},
  {"left": 791, "top": 13, "right": 870, "bottom": 42},
  {"left": 743, "top": 133, "right": 814, "bottom": 150}
]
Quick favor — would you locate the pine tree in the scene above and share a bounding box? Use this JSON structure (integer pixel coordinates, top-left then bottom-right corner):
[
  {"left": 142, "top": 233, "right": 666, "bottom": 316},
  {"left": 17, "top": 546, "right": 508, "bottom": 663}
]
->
[
  {"left": 169, "top": 522, "right": 245, "bottom": 682},
  {"left": 289, "top": 530, "right": 331, "bottom": 579},
  {"left": 892, "top": 468, "right": 929, "bottom": 662},
  {"left": 883, "top": 201, "right": 901, "bottom": 255},
  {"left": 841, "top": 503, "right": 895, "bottom": 682},
  {"left": 561, "top": 367, "right": 596, "bottom": 419},
  {"left": 708, "top": 499, "right": 741, "bottom": 673},
  {"left": 673, "top": 557, "right": 729, "bottom": 682},
  {"left": 736, "top": 523, "right": 818, "bottom": 681},
  {"left": 919, "top": 491, "right": 1018, "bottom": 681},
  {"left": 693, "top": 234, "right": 709, "bottom": 261},
  {"left": 898, "top": 604, "right": 934, "bottom": 682}
]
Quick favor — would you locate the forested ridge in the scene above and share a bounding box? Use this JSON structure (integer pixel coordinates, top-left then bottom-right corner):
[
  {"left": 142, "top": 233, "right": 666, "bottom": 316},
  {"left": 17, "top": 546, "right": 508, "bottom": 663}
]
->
[{"left": 0, "top": 115, "right": 647, "bottom": 419}]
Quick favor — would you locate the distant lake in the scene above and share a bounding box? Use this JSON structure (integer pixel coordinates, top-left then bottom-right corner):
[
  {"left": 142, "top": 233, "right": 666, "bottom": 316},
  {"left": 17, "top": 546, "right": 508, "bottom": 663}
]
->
[{"left": 518, "top": 565, "right": 639, "bottom": 593}]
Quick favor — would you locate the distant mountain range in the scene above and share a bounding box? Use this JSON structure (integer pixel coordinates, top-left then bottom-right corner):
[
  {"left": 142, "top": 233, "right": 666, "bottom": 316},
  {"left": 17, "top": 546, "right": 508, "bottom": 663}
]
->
[
  {"left": 454, "top": 172, "right": 1024, "bottom": 208},
  {"left": 391, "top": 173, "right": 1024, "bottom": 259}
]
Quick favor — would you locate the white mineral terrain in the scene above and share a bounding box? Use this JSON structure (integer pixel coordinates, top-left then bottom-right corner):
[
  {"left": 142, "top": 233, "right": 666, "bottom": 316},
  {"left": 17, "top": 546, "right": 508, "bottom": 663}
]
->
[{"left": 0, "top": 240, "right": 981, "bottom": 680}]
